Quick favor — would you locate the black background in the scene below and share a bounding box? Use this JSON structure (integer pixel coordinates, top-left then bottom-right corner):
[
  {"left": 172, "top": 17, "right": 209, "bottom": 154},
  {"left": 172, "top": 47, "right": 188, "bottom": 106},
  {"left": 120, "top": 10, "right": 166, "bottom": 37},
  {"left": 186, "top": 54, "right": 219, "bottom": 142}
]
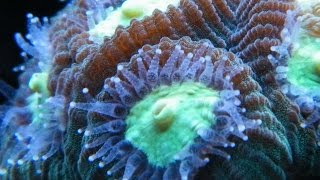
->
[{"left": 0, "top": 0, "right": 67, "bottom": 103}]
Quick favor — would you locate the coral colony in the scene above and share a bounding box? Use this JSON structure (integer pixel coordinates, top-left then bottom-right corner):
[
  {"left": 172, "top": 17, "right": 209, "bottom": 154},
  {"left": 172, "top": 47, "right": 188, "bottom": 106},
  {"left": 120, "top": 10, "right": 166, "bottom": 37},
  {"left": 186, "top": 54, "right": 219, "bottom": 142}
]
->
[{"left": 1, "top": 0, "right": 320, "bottom": 179}]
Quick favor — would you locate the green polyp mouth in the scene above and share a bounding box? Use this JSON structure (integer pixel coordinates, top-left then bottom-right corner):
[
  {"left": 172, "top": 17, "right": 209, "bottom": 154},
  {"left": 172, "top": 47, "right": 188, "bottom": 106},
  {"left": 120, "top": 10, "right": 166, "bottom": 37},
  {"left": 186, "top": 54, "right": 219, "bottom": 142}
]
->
[
  {"left": 27, "top": 72, "right": 50, "bottom": 124},
  {"left": 88, "top": 0, "right": 180, "bottom": 43},
  {"left": 125, "top": 82, "right": 219, "bottom": 167},
  {"left": 121, "top": 2, "right": 144, "bottom": 19},
  {"left": 287, "top": 31, "right": 320, "bottom": 91},
  {"left": 28, "top": 72, "right": 49, "bottom": 96}
]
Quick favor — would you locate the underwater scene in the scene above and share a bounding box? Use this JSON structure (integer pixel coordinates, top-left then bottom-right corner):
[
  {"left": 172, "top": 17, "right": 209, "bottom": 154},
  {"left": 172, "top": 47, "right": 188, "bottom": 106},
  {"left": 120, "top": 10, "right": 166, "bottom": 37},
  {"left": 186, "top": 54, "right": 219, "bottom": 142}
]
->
[{"left": 0, "top": 0, "right": 320, "bottom": 179}]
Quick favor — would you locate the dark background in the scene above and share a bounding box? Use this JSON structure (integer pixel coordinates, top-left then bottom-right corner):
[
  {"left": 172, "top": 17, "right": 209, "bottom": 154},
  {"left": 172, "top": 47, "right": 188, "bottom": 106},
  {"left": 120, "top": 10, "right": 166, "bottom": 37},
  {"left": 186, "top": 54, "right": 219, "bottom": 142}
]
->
[{"left": 0, "top": 0, "right": 67, "bottom": 103}]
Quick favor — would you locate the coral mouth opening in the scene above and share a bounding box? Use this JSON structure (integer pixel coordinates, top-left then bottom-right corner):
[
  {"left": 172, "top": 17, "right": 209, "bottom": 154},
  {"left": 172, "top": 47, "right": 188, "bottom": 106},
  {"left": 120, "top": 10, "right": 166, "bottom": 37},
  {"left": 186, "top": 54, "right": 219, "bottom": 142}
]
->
[{"left": 125, "top": 82, "right": 219, "bottom": 167}]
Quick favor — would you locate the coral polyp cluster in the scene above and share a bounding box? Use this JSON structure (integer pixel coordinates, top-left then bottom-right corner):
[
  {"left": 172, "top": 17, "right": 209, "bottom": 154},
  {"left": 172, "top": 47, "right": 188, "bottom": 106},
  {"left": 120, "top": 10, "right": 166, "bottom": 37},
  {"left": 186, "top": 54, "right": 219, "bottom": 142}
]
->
[{"left": 1, "top": 0, "right": 320, "bottom": 179}]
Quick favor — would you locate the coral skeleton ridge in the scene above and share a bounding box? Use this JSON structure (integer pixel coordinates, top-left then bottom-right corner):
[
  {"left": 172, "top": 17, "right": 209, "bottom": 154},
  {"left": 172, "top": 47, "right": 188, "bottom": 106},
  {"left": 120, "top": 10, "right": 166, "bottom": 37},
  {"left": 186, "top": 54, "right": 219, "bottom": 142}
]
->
[{"left": 0, "top": 0, "right": 320, "bottom": 179}]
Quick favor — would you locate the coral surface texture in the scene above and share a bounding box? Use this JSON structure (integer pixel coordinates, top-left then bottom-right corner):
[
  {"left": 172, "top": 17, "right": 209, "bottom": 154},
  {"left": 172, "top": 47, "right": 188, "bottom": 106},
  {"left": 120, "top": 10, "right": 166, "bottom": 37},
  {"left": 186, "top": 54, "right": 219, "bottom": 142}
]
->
[{"left": 1, "top": 0, "right": 320, "bottom": 179}]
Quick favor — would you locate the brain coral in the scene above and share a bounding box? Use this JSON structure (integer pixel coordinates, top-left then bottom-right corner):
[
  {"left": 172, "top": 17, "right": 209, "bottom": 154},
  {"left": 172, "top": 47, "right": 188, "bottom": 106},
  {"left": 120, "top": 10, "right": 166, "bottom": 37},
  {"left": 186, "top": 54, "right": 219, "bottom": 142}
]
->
[{"left": 0, "top": 0, "right": 320, "bottom": 179}]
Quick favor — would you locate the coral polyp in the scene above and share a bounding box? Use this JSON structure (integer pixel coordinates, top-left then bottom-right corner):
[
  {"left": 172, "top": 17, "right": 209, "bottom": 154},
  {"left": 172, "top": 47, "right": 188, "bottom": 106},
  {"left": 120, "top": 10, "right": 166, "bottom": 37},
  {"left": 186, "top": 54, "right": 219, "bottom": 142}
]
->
[
  {"left": 1, "top": 0, "right": 320, "bottom": 179},
  {"left": 88, "top": 0, "right": 180, "bottom": 43},
  {"left": 272, "top": 2, "right": 320, "bottom": 140},
  {"left": 0, "top": 9, "right": 69, "bottom": 175},
  {"left": 286, "top": 32, "right": 320, "bottom": 91},
  {"left": 70, "top": 37, "right": 262, "bottom": 179},
  {"left": 125, "top": 82, "right": 218, "bottom": 167}
]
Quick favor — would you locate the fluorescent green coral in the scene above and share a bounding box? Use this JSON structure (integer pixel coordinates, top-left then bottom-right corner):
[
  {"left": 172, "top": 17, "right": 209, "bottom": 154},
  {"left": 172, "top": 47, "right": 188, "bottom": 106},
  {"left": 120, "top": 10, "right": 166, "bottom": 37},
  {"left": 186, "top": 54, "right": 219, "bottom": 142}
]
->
[
  {"left": 121, "top": 2, "right": 144, "bottom": 19},
  {"left": 296, "top": 0, "right": 319, "bottom": 11},
  {"left": 88, "top": 0, "right": 180, "bottom": 43},
  {"left": 28, "top": 72, "right": 49, "bottom": 96},
  {"left": 27, "top": 72, "right": 50, "bottom": 124},
  {"left": 287, "top": 32, "right": 320, "bottom": 90},
  {"left": 125, "top": 82, "right": 219, "bottom": 167}
]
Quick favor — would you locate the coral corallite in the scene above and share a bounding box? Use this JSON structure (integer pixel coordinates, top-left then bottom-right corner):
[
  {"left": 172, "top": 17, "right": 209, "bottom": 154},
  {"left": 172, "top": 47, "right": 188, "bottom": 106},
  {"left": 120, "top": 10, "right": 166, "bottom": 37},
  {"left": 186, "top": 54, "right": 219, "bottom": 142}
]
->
[{"left": 1, "top": 0, "right": 320, "bottom": 179}]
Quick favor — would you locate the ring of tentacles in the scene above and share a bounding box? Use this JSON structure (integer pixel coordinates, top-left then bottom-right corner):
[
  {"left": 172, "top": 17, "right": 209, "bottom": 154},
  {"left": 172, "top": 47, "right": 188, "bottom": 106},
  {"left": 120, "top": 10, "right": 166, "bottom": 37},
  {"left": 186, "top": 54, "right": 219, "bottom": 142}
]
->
[
  {"left": 1, "top": 0, "right": 320, "bottom": 179},
  {"left": 70, "top": 37, "right": 263, "bottom": 179}
]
